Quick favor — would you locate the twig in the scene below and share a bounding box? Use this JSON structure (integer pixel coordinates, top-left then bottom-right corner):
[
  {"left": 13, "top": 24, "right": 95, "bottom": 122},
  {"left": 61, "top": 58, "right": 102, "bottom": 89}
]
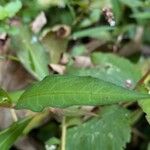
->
[
  {"left": 132, "top": 128, "right": 148, "bottom": 140},
  {"left": 134, "top": 69, "right": 150, "bottom": 90},
  {"left": 61, "top": 116, "right": 67, "bottom": 150}
]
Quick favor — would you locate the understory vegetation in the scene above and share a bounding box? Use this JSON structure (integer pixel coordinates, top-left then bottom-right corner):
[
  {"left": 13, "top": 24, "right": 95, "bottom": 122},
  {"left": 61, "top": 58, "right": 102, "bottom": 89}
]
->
[{"left": 0, "top": 0, "right": 150, "bottom": 150}]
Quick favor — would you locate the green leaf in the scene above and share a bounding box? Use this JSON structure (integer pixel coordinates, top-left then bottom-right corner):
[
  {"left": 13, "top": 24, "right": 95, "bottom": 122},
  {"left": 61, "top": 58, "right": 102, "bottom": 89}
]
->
[
  {"left": 0, "top": 117, "right": 31, "bottom": 150},
  {"left": 11, "top": 26, "right": 49, "bottom": 80},
  {"left": 131, "top": 12, "right": 150, "bottom": 19},
  {"left": 111, "top": 0, "right": 123, "bottom": 24},
  {"left": 147, "top": 142, "right": 150, "bottom": 150},
  {"left": 71, "top": 44, "right": 86, "bottom": 56},
  {"left": 0, "top": 1, "right": 22, "bottom": 20},
  {"left": 0, "top": 88, "right": 12, "bottom": 107},
  {"left": 72, "top": 26, "right": 112, "bottom": 40},
  {"left": 23, "top": 110, "right": 50, "bottom": 134},
  {"left": 67, "top": 66, "right": 126, "bottom": 87},
  {"left": 90, "top": 52, "right": 141, "bottom": 88},
  {"left": 38, "top": 0, "right": 65, "bottom": 8},
  {"left": 119, "top": 0, "right": 143, "bottom": 8},
  {"left": 41, "top": 26, "right": 69, "bottom": 63},
  {"left": 79, "top": 9, "right": 101, "bottom": 28},
  {"left": 89, "top": 0, "right": 111, "bottom": 9},
  {"left": 16, "top": 75, "right": 150, "bottom": 112},
  {"left": 0, "top": 6, "right": 7, "bottom": 20},
  {"left": 67, "top": 52, "right": 141, "bottom": 88},
  {"left": 4, "top": 1, "right": 22, "bottom": 18},
  {"left": 9, "top": 90, "right": 24, "bottom": 105},
  {"left": 138, "top": 85, "right": 150, "bottom": 124},
  {"left": 139, "top": 99, "right": 150, "bottom": 124},
  {"left": 66, "top": 105, "right": 131, "bottom": 150}
]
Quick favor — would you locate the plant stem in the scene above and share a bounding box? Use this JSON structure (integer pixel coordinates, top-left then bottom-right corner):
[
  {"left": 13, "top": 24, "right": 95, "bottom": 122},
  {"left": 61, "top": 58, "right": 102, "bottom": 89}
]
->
[
  {"left": 61, "top": 116, "right": 66, "bottom": 150},
  {"left": 134, "top": 69, "right": 150, "bottom": 90},
  {"left": 10, "top": 109, "right": 18, "bottom": 122},
  {"left": 123, "top": 69, "right": 150, "bottom": 108}
]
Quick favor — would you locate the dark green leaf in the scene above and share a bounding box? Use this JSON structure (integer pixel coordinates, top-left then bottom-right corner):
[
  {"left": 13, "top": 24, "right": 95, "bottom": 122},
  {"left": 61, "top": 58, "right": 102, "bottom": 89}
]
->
[
  {"left": 16, "top": 75, "right": 150, "bottom": 112},
  {"left": 66, "top": 105, "right": 131, "bottom": 150},
  {"left": 0, "top": 117, "right": 31, "bottom": 150},
  {"left": 111, "top": 0, "right": 123, "bottom": 24}
]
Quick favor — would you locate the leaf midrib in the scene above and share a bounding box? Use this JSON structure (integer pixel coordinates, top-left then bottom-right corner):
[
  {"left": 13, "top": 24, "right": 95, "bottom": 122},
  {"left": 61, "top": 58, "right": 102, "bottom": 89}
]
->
[{"left": 21, "top": 91, "right": 147, "bottom": 99}]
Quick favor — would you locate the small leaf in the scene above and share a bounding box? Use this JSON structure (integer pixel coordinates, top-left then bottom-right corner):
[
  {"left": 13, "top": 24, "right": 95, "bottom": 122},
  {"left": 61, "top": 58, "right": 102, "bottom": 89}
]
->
[
  {"left": 0, "top": 88, "right": 12, "bottom": 107},
  {"left": 0, "top": 6, "right": 7, "bottom": 20},
  {"left": 41, "top": 25, "right": 70, "bottom": 63},
  {"left": 120, "top": 0, "right": 143, "bottom": 8},
  {"left": 79, "top": 9, "right": 101, "bottom": 28},
  {"left": 72, "top": 26, "right": 112, "bottom": 40},
  {"left": 111, "top": 0, "right": 123, "bottom": 24},
  {"left": 138, "top": 85, "right": 150, "bottom": 124},
  {"left": 139, "top": 99, "right": 150, "bottom": 124},
  {"left": 131, "top": 12, "right": 150, "bottom": 19},
  {"left": 4, "top": 1, "right": 22, "bottom": 18},
  {"left": 66, "top": 105, "right": 131, "bottom": 150},
  {"left": 0, "top": 117, "right": 31, "bottom": 150},
  {"left": 0, "top": 1, "right": 22, "bottom": 20},
  {"left": 16, "top": 75, "right": 150, "bottom": 112}
]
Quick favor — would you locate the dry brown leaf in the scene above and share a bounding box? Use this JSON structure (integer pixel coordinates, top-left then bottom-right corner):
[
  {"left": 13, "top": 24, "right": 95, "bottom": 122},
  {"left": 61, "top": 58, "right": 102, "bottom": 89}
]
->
[
  {"left": 0, "top": 33, "right": 7, "bottom": 40},
  {"left": 59, "top": 53, "right": 69, "bottom": 65},
  {"left": 31, "top": 11, "right": 47, "bottom": 33},
  {"left": 73, "top": 56, "right": 92, "bottom": 68},
  {"left": 41, "top": 25, "right": 71, "bottom": 63},
  {"left": 15, "top": 136, "right": 44, "bottom": 150},
  {"left": 51, "top": 25, "right": 71, "bottom": 38},
  {"left": 0, "top": 60, "right": 33, "bottom": 91},
  {"left": 48, "top": 64, "right": 66, "bottom": 74}
]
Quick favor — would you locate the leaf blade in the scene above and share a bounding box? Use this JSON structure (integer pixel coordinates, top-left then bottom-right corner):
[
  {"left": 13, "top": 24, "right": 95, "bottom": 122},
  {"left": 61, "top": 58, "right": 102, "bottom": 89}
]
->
[
  {"left": 0, "top": 1, "right": 22, "bottom": 20},
  {"left": 66, "top": 105, "right": 131, "bottom": 150},
  {"left": 0, "top": 117, "right": 31, "bottom": 150},
  {"left": 90, "top": 52, "right": 141, "bottom": 88},
  {"left": 11, "top": 26, "right": 49, "bottom": 80},
  {"left": 16, "top": 75, "right": 150, "bottom": 112}
]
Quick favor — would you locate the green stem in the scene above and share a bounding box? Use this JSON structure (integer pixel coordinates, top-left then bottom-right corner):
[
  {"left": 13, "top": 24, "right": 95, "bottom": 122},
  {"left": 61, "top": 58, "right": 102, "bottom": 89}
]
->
[{"left": 61, "top": 116, "right": 66, "bottom": 150}]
